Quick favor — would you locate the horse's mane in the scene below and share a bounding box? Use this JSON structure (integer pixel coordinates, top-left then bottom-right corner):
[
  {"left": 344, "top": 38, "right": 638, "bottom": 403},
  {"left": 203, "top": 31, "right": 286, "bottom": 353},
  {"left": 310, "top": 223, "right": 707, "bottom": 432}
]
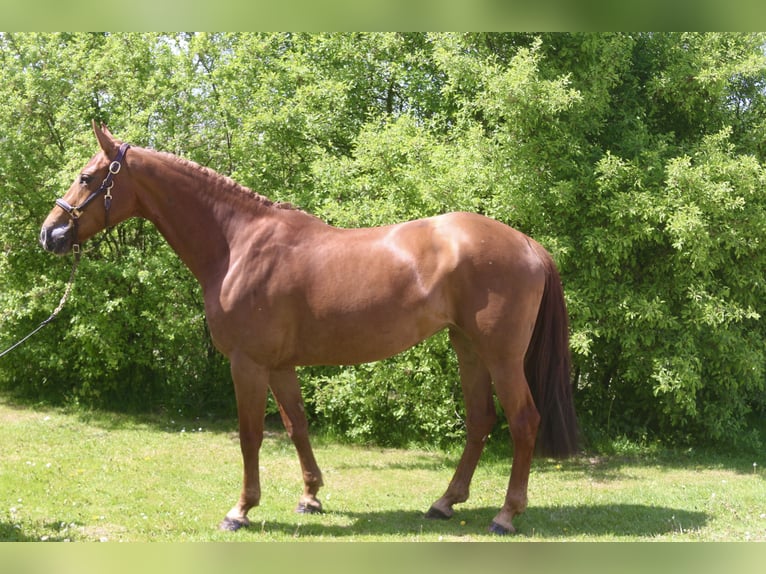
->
[{"left": 154, "top": 149, "right": 301, "bottom": 213}]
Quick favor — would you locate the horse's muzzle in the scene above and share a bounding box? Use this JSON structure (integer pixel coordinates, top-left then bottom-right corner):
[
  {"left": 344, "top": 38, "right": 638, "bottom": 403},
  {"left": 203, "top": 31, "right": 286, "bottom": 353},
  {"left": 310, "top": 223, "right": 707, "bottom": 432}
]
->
[{"left": 40, "top": 223, "right": 73, "bottom": 255}]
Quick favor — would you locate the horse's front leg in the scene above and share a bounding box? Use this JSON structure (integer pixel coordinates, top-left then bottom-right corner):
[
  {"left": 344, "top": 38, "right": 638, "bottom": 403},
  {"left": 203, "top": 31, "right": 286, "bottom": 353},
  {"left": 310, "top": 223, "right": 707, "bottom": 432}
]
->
[
  {"left": 269, "top": 367, "right": 324, "bottom": 514},
  {"left": 220, "top": 353, "right": 270, "bottom": 531}
]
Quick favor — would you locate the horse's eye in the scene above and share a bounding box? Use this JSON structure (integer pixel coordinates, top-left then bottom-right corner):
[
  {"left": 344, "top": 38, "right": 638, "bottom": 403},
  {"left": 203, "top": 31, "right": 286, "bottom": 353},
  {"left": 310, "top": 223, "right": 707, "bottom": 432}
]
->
[{"left": 79, "top": 174, "right": 93, "bottom": 185}]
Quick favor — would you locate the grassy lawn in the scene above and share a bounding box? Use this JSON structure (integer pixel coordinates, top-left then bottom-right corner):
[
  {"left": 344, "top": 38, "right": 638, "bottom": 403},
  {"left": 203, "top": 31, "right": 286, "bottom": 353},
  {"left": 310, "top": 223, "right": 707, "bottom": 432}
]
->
[{"left": 1, "top": 396, "right": 764, "bottom": 542}]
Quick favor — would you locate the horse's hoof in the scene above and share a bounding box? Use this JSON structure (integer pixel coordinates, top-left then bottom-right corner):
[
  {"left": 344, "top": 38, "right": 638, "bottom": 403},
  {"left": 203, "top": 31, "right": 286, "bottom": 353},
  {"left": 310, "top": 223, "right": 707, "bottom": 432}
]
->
[
  {"left": 488, "top": 521, "right": 515, "bottom": 535},
  {"left": 296, "top": 501, "right": 323, "bottom": 514},
  {"left": 425, "top": 506, "right": 452, "bottom": 520},
  {"left": 219, "top": 517, "right": 249, "bottom": 531}
]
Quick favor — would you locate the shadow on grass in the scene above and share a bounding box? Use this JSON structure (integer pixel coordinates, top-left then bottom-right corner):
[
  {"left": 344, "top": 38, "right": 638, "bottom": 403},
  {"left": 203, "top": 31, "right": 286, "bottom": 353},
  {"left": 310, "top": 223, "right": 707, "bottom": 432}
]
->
[
  {"left": 238, "top": 504, "right": 708, "bottom": 540},
  {"left": 0, "top": 522, "right": 37, "bottom": 542},
  {"left": 0, "top": 519, "right": 85, "bottom": 542},
  {"left": 517, "top": 503, "right": 708, "bottom": 538},
  {"left": 0, "top": 392, "right": 238, "bottom": 434}
]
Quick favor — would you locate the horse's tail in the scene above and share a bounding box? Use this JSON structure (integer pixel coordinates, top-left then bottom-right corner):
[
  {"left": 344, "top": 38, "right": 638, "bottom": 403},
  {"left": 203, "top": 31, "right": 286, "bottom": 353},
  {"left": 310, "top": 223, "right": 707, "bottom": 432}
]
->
[{"left": 524, "top": 246, "right": 579, "bottom": 458}]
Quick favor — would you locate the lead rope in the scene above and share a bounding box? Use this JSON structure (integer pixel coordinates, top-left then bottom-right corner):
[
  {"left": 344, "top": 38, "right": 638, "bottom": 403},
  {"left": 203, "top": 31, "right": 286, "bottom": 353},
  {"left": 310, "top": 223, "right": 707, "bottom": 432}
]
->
[{"left": 0, "top": 250, "right": 81, "bottom": 359}]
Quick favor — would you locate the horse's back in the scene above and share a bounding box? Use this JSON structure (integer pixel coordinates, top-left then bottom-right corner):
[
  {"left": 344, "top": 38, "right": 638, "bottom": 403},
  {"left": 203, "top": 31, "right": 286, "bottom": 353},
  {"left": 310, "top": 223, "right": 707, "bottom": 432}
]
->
[{"left": 324, "top": 211, "right": 545, "bottom": 309}]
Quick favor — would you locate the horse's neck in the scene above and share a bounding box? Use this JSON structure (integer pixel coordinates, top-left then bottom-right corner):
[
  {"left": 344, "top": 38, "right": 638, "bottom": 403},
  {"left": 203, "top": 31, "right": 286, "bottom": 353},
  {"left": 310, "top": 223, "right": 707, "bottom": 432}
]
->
[{"left": 134, "top": 150, "right": 275, "bottom": 289}]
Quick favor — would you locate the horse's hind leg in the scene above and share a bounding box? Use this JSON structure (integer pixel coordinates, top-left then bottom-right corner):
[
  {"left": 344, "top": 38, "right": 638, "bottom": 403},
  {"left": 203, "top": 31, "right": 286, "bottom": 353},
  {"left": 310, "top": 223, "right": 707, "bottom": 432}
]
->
[
  {"left": 487, "top": 359, "right": 540, "bottom": 534},
  {"left": 426, "top": 328, "right": 496, "bottom": 520},
  {"left": 269, "top": 367, "right": 324, "bottom": 514}
]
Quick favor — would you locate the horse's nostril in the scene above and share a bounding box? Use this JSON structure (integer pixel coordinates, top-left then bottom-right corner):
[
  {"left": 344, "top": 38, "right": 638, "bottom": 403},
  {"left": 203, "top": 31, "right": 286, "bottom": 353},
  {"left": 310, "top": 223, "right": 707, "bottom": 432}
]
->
[{"left": 39, "top": 224, "right": 71, "bottom": 254}]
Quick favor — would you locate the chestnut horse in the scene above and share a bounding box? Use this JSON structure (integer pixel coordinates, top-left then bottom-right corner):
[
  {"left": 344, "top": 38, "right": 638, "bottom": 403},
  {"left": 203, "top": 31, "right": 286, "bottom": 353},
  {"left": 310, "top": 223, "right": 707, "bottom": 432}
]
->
[{"left": 40, "top": 122, "right": 577, "bottom": 534}]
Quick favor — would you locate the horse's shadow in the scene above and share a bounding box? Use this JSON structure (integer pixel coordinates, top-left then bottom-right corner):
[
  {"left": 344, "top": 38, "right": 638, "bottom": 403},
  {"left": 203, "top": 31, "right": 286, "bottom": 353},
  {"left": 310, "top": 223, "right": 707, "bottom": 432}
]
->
[
  {"left": 248, "top": 504, "right": 709, "bottom": 539},
  {"left": 0, "top": 520, "right": 75, "bottom": 542}
]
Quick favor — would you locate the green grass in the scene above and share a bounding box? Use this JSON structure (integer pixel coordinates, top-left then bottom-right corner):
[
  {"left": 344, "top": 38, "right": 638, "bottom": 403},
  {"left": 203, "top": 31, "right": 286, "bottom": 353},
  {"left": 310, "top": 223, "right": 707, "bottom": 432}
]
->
[{"left": 1, "top": 396, "right": 764, "bottom": 542}]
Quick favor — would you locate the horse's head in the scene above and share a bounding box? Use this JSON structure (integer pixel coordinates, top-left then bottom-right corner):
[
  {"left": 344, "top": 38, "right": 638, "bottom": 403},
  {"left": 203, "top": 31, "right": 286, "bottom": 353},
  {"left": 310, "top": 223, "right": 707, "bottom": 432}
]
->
[{"left": 40, "top": 121, "right": 137, "bottom": 255}]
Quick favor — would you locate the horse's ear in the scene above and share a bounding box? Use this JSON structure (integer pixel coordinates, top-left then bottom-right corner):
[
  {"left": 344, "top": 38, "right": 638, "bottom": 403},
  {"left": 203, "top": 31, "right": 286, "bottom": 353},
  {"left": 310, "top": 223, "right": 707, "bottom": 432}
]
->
[{"left": 92, "top": 119, "right": 118, "bottom": 156}]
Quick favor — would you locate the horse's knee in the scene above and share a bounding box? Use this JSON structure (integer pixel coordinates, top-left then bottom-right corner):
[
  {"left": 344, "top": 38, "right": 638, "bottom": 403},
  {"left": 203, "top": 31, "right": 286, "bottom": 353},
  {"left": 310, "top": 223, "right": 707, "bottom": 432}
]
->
[
  {"left": 468, "top": 417, "right": 496, "bottom": 442},
  {"left": 465, "top": 406, "right": 497, "bottom": 441}
]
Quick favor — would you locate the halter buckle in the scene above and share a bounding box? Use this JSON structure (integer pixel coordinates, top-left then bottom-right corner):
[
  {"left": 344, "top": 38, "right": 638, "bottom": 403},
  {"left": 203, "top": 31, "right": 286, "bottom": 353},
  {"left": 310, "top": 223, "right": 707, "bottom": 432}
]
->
[{"left": 109, "top": 160, "right": 122, "bottom": 175}]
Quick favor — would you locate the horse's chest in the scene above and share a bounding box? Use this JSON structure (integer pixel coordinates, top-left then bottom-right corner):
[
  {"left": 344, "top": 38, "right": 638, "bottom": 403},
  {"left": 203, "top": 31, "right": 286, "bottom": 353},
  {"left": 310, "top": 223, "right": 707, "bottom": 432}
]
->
[{"left": 202, "top": 268, "right": 295, "bottom": 361}]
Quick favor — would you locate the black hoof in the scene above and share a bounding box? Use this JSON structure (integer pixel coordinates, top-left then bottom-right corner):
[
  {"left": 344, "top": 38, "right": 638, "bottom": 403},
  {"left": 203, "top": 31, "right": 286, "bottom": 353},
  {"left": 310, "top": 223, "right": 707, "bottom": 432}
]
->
[
  {"left": 425, "top": 506, "right": 451, "bottom": 520},
  {"left": 296, "top": 501, "right": 323, "bottom": 514},
  {"left": 488, "top": 521, "right": 514, "bottom": 535},
  {"left": 219, "top": 517, "right": 249, "bottom": 531}
]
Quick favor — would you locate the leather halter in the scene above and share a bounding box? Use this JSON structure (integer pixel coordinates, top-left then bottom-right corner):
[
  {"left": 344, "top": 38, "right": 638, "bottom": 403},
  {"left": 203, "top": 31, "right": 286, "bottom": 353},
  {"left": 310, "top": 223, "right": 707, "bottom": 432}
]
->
[{"left": 55, "top": 142, "right": 130, "bottom": 252}]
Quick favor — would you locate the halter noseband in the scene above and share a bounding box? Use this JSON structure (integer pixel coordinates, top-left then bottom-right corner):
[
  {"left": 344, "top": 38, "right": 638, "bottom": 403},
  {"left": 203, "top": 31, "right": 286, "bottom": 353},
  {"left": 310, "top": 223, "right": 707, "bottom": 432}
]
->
[{"left": 55, "top": 142, "right": 131, "bottom": 252}]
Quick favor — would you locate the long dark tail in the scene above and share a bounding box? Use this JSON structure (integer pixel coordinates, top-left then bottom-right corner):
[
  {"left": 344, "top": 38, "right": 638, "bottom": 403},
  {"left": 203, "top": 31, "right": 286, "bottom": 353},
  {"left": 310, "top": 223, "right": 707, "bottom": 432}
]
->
[{"left": 524, "top": 248, "right": 579, "bottom": 458}]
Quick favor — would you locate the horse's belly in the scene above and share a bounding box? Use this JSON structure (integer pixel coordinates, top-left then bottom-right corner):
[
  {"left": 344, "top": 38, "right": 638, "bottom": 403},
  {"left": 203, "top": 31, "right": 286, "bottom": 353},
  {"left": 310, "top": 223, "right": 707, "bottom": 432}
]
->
[{"left": 291, "top": 304, "right": 449, "bottom": 366}]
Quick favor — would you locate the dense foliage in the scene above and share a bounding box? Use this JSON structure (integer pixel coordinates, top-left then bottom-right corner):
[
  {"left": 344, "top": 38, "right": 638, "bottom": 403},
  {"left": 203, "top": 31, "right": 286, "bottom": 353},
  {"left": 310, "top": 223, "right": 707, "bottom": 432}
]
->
[{"left": 1, "top": 33, "right": 765, "bottom": 449}]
